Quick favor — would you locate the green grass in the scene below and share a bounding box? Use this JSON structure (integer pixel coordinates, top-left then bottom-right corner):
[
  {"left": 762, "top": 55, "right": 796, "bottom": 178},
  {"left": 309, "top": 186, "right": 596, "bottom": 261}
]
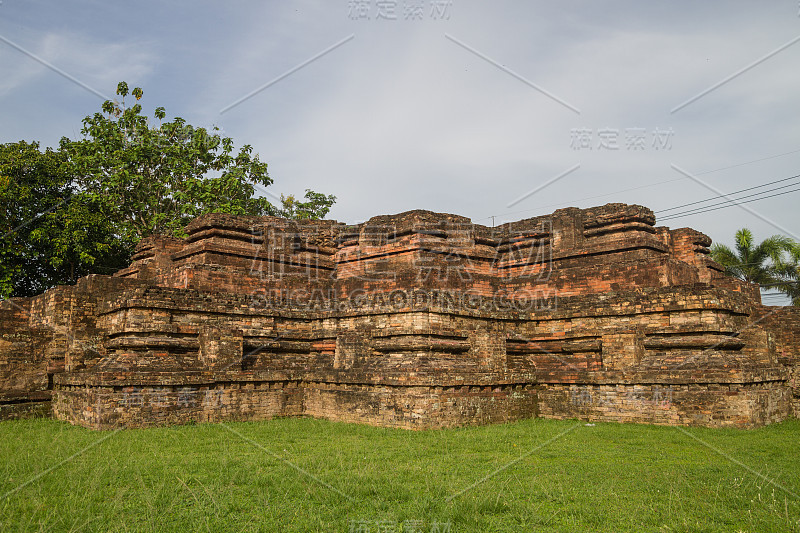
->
[{"left": 1, "top": 416, "right": 799, "bottom": 532}]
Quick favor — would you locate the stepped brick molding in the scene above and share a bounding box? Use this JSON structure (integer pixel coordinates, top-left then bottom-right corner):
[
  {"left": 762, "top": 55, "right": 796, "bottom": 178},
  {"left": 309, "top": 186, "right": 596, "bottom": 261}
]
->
[{"left": 1, "top": 203, "right": 797, "bottom": 429}]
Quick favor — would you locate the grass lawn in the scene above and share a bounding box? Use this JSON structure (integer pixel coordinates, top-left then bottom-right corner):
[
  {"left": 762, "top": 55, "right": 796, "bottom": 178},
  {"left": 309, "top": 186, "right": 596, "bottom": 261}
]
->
[{"left": 0, "top": 416, "right": 798, "bottom": 532}]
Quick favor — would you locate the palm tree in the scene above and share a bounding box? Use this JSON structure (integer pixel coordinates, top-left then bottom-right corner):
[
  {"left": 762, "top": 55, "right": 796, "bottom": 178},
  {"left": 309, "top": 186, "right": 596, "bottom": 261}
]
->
[
  {"left": 710, "top": 228, "right": 799, "bottom": 305},
  {"left": 771, "top": 243, "right": 800, "bottom": 306}
]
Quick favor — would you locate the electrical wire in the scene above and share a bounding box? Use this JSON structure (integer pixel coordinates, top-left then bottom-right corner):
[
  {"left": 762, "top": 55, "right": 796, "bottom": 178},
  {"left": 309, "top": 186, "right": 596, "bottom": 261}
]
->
[
  {"left": 655, "top": 174, "right": 800, "bottom": 213},
  {"left": 658, "top": 185, "right": 800, "bottom": 222},
  {"left": 658, "top": 182, "right": 800, "bottom": 218},
  {"left": 480, "top": 146, "right": 800, "bottom": 223}
]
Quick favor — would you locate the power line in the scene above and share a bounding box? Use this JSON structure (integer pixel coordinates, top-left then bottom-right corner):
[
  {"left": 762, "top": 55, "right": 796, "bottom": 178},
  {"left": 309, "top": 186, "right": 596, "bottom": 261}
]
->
[
  {"left": 657, "top": 182, "right": 800, "bottom": 220},
  {"left": 718, "top": 260, "right": 798, "bottom": 268},
  {"left": 655, "top": 174, "right": 800, "bottom": 214},
  {"left": 658, "top": 185, "right": 800, "bottom": 222},
  {"left": 480, "top": 146, "right": 800, "bottom": 223},
  {"left": 694, "top": 147, "right": 800, "bottom": 175}
]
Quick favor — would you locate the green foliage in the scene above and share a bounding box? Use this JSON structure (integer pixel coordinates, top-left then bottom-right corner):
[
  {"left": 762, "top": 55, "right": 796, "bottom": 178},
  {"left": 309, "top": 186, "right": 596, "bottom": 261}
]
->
[
  {"left": 0, "top": 141, "right": 63, "bottom": 298},
  {"left": 0, "top": 141, "right": 129, "bottom": 298},
  {"left": 60, "top": 82, "right": 279, "bottom": 241},
  {"left": 772, "top": 243, "right": 800, "bottom": 306},
  {"left": 2, "top": 82, "right": 337, "bottom": 298},
  {"left": 279, "top": 189, "right": 337, "bottom": 220},
  {"left": 710, "top": 228, "right": 800, "bottom": 305}
]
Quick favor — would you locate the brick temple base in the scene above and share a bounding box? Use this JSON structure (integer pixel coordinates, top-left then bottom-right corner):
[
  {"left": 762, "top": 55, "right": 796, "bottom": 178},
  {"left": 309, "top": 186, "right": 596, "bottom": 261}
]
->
[{"left": 3, "top": 203, "right": 799, "bottom": 429}]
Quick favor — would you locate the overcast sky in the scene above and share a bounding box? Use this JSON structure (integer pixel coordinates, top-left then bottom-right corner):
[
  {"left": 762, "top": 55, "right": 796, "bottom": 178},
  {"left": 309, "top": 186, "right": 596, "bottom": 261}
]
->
[{"left": 1, "top": 1, "right": 799, "bottom": 302}]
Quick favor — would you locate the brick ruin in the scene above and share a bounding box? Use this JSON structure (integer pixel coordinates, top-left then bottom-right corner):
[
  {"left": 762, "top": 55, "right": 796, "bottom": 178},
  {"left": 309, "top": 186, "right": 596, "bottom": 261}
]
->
[{"left": 1, "top": 203, "right": 798, "bottom": 429}]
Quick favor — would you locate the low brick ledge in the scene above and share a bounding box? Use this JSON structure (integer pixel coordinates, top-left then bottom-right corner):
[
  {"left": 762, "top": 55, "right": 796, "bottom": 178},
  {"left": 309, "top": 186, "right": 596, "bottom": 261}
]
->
[
  {"left": 53, "top": 370, "right": 538, "bottom": 388},
  {"left": 0, "top": 390, "right": 52, "bottom": 403},
  {"left": 535, "top": 367, "right": 787, "bottom": 385},
  {"left": 52, "top": 366, "right": 787, "bottom": 389},
  {"left": 94, "top": 284, "right": 756, "bottom": 321}
]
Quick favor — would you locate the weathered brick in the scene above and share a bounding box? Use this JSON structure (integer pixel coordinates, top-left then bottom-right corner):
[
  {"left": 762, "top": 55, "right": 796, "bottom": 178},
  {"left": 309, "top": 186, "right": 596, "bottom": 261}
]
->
[{"left": 1, "top": 203, "right": 797, "bottom": 428}]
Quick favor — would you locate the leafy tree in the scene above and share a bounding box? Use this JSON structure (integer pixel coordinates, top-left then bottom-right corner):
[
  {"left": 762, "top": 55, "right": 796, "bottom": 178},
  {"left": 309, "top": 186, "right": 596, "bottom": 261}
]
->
[
  {"left": 0, "top": 142, "right": 128, "bottom": 298},
  {"left": 36, "top": 192, "right": 132, "bottom": 282},
  {"left": 710, "top": 228, "right": 799, "bottom": 305},
  {"left": 0, "top": 141, "right": 66, "bottom": 298},
  {"left": 771, "top": 243, "right": 800, "bottom": 306},
  {"left": 60, "top": 81, "right": 281, "bottom": 240},
  {"left": 2, "top": 82, "right": 337, "bottom": 298},
  {"left": 279, "top": 189, "right": 337, "bottom": 220}
]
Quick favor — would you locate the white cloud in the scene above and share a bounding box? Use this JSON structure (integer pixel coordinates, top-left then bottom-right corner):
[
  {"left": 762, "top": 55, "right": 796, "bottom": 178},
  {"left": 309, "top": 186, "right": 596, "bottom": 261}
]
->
[
  {"left": 0, "top": 1, "right": 797, "bottom": 247},
  {"left": 0, "top": 30, "right": 155, "bottom": 99}
]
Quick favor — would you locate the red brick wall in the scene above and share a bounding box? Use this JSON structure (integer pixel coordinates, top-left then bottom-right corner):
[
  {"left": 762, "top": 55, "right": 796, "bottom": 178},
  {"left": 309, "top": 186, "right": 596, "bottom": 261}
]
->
[{"left": 6, "top": 203, "right": 798, "bottom": 429}]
